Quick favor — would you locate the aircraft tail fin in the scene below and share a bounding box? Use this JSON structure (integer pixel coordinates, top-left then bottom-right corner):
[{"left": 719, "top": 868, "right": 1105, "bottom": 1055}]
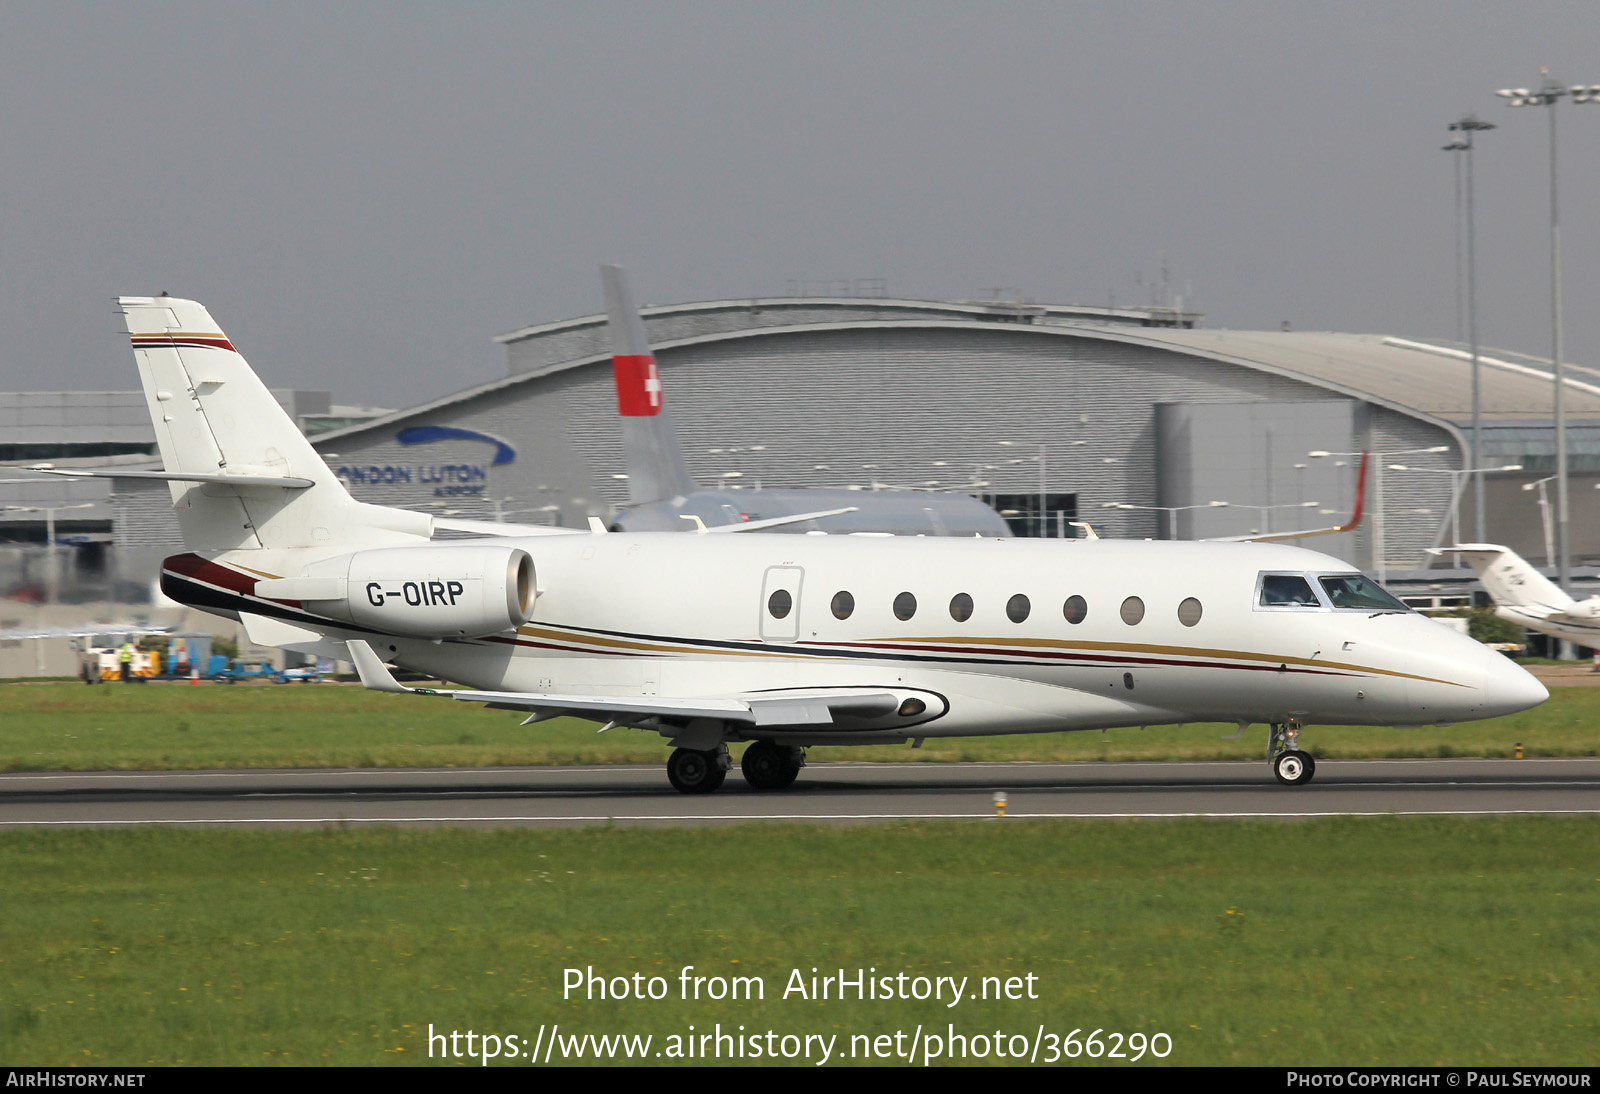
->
[
  {"left": 600, "top": 265, "right": 698, "bottom": 505},
  {"left": 1443, "top": 543, "right": 1573, "bottom": 611},
  {"left": 119, "top": 296, "right": 430, "bottom": 552}
]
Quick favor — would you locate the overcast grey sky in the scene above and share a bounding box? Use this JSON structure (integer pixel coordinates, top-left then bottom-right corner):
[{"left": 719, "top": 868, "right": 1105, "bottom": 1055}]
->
[{"left": 1, "top": 1, "right": 1596, "bottom": 408}]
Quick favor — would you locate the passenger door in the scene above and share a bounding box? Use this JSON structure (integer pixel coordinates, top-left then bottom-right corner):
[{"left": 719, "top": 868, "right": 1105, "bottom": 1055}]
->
[{"left": 759, "top": 566, "right": 804, "bottom": 642}]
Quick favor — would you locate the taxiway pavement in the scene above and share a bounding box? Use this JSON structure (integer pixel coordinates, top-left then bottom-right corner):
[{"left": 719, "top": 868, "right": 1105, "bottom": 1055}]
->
[{"left": 1, "top": 758, "right": 1597, "bottom": 828}]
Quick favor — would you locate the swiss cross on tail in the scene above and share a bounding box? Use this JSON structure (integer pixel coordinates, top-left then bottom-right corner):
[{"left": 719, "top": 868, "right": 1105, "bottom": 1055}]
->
[{"left": 613, "top": 353, "right": 663, "bottom": 417}]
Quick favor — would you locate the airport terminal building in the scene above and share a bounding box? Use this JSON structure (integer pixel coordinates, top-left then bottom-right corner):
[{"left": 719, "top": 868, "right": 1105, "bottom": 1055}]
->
[
  {"left": 267, "top": 295, "right": 1600, "bottom": 580},
  {"left": 5, "top": 291, "right": 1600, "bottom": 665}
]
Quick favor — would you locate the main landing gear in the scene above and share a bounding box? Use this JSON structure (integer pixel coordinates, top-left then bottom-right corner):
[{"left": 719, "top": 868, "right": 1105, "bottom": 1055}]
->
[
  {"left": 665, "top": 740, "right": 807, "bottom": 794},
  {"left": 740, "top": 739, "right": 806, "bottom": 791},
  {"left": 1269, "top": 721, "right": 1316, "bottom": 786},
  {"left": 667, "top": 745, "right": 730, "bottom": 794}
]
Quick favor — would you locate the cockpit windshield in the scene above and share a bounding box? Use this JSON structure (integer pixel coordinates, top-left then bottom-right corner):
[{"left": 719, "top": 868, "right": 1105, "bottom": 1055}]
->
[{"left": 1318, "top": 573, "right": 1409, "bottom": 612}]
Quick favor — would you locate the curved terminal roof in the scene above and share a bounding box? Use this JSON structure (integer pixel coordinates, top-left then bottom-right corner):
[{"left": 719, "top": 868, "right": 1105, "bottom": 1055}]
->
[
  {"left": 315, "top": 296, "right": 1595, "bottom": 444},
  {"left": 1108, "top": 328, "right": 1600, "bottom": 423}
]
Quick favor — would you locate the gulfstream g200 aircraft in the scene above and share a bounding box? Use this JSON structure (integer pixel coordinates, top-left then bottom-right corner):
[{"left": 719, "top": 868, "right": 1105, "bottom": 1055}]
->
[{"left": 90, "top": 297, "right": 1547, "bottom": 793}]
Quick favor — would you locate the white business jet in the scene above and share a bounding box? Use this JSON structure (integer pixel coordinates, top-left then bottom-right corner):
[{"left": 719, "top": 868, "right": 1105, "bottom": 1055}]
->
[
  {"left": 1444, "top": 543, "right": 1600, "bottom": 649},
  {"left": 66, "top": 297, "right": 1546, "bottom": 793}
]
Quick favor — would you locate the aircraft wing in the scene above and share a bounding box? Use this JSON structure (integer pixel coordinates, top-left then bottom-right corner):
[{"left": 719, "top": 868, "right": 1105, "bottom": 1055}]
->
[
  {"left": 431, "top": 516, "right": 584, "bottom": 538},
  {"left": 694, "top": 507, "right": 860, "bottom": 534},
  {"left": 1207, "top": 453, "right": 1367, "bottom": 543},
  {"left": 347, "top": 640, "right": 906, "bottom": 727}
]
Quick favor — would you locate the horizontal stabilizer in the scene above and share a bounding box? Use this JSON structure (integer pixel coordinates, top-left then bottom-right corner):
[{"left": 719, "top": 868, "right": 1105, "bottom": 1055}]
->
[{"left": 34, "top": 467, "right": 314, "bottom": 489}]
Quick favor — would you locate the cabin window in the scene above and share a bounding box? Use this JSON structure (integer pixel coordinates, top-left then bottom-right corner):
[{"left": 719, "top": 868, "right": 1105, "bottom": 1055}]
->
[
  {"left": 1258, "top": 574, "right": 1321, "bottom": 608},
  {"left": 1120, "top": 596, "right": 1145, "bottom": 625},
  {"left": 1063, "top": 595, "right": 1087, "bottom": 624},
  {"left": 767, "top": 589, "right": 793, "bottom": 619},
  {"left": 1006, "top": 594, "right": 1031, "bottom": 623},
  {"left": 893, "top": 591, "right": 917, "bottom": 621},
  {"left": 1178, "top": 597, "right": 1203, "bottom": 627},
  {"left": 831, "top": 591, "right": 854, "bottom": 620},
  {"left": 949, "top": 592, "right": 973, "bottom": 622},
  {"left": 1319, "top": 574, "right": 1409, "bottom": 612}
]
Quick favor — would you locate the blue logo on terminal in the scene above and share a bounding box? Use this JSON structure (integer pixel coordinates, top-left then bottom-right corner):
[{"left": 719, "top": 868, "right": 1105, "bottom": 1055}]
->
[{"left": 396, "top": 426, "right": 516, "bottom": 466}]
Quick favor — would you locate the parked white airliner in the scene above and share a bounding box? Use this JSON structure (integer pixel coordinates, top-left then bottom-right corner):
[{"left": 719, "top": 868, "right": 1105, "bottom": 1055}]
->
[{"left": 72, "top": 297, "right": 1547, "bottom": 793}]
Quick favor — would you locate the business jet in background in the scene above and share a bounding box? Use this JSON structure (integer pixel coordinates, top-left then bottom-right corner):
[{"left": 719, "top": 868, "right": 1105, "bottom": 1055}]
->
[
  {"left": 598, "top": 265, "right": 1012, "bottom": 537},
  {"left": 1446, "top": 543, "right": 1600, "bottom": 649},
  {"left": 67, "top": 296, "right": 1546, "bottom": 796}
]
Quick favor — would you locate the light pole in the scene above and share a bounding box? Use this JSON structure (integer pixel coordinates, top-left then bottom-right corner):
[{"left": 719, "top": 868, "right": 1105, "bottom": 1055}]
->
[
  {"left": 997, "top": 440, "right": 1086, "bottom": 537},
  {"left": 1311, "top": 447, "right": 1449, "bottom": 584},
  {"left": 1523, "top": 475, "right": 1557, "bottom": 566},
  {"left": 4, "top": 503, "right": 94, "bottom": 548},
  {"left": 1443, "top": 112, "right": 1494, "bottom": 541},
  {"left": 1100, "top": 500, "right": 1228, "bottom": 540},
  {"left": 1386, "top": 463, "right": 1523, "bottom": 561},
  {"left": 1495, "top": 72, "right": 1598, "bottom": 594},
  {"left": 5, "top": 503, "right": 93, "bottom": 603}
]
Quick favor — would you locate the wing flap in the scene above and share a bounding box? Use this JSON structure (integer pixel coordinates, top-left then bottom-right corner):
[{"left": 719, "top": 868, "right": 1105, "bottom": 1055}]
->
[{"left": 345, "top": 640, "right": 913, "bottom": 727}]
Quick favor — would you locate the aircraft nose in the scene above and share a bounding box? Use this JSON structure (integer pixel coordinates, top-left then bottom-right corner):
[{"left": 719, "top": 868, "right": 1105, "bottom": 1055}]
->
[{"left": 1479, "top": 651, "right": 1548, "bottom": 718}]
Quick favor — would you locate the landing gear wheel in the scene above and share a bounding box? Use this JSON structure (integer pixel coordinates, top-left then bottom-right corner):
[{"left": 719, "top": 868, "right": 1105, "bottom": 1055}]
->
[
  {"left": 667, "top": 747, "right": 727, "bottom": 794},
  {"left": 1273, "top": 750, "right": 1316, "bottom": 786},
  {"left": 741, "top": 739, "right": 803, "bottom": 790}
]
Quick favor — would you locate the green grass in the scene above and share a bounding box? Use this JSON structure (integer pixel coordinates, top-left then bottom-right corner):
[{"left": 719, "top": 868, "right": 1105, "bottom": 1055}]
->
[
  {"left": 1, "top": 680, "right": 1597, "bottom": 772},
  {"left": 2, "top": 818, "right": 1597, "bottom": 1066}
]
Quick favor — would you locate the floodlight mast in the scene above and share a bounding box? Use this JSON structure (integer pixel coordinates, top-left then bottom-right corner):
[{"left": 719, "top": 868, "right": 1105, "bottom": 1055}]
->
[
  {"left": 1443, "top": 113, "right": 1494, "bottom": 543},
  {"left": 1495, "top": 71, "right": 1598, "bottom": 598}
]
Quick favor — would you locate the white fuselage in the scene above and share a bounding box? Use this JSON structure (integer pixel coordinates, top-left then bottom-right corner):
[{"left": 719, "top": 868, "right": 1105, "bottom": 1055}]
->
[
  {"left": 1493, "top": 602, "right": 1600, "bottom": 650},
  {"left": 284, "top": 533, "right": 1546, "bottom": 743}
]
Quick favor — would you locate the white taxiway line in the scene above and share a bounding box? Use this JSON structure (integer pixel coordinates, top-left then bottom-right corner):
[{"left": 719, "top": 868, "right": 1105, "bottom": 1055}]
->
[{"left": 3, "top": 808, "right": 1600, "bottom": 827}]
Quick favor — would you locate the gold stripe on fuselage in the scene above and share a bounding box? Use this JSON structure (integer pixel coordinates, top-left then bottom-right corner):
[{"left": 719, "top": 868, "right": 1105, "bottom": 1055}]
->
[{"left": 514, "top": 623, "right": 1468, "bottom": 687}]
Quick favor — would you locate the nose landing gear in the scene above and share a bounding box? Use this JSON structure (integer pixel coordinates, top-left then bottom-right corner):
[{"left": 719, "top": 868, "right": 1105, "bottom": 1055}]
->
[{"left": 1269, "top": 721, "right": 1316, "bottom": 786}]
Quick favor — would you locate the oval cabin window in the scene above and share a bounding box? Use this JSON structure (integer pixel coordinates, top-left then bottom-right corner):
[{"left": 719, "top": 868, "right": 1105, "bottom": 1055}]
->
[
  {"left": 1120, "top": 596, "right": 1145, "bottom": 625},
  {"left": 1063, "top": 595, "right": 1088, "bottom": 625},
  {"left": 767, "top": 589, "right": 792, "bottom": 619},
  {"left": 949, "top": 592, "right": 973, "bottom": 622},
  {"left": 1006, "top": 593, "right": 1030, "bottom": 623},
  {"left": 831, "top": 591, "right": 855, "bottom": 620},
  {"left": 893, "top": 592, "right": 917, "bottom": 621},
  {"left": 1178, "top": 597, "right": 1203, "bottom": 627}
]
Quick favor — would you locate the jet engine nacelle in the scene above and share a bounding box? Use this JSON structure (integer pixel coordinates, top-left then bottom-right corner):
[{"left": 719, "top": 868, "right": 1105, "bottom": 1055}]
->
[{"left": 274, "top": 545, "right": 535, "bottom": 638}]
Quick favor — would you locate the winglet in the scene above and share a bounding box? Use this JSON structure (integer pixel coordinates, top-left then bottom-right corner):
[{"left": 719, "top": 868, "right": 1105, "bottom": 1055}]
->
[
  {"left": 1211, "top": 451, "right": 1368, "bottom": 543},
  {"left": 703, "top": 506, "right": 860, "bottom": 533},
  {"left": 347, "top": 639, "right": 413, "bottom": 694},
  {"left": 1337, "top": 451, "right": 1368, "bottom": 534}
]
